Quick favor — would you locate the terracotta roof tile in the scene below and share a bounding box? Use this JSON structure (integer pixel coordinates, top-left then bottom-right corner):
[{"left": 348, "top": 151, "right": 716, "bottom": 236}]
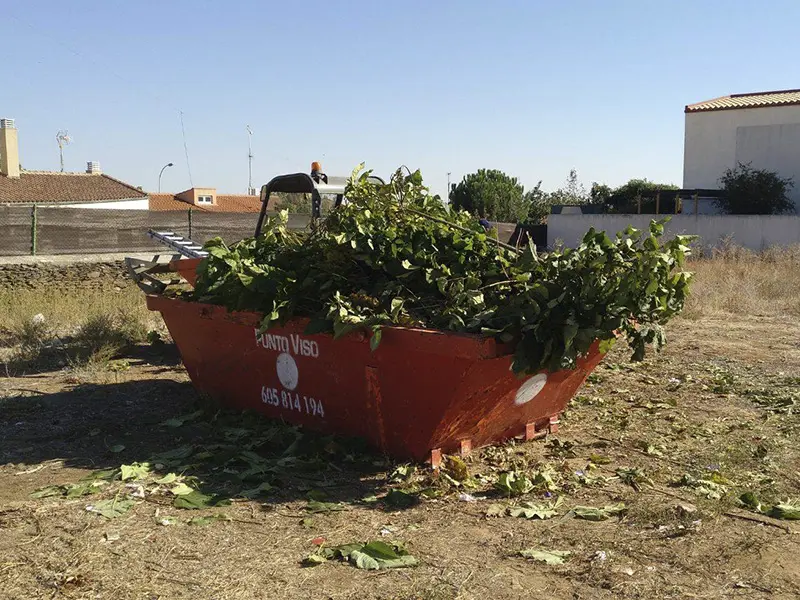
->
[
  {"left": 0, "top": 171, "right": 146, "bottom": 204},
  {"left": 214, "top": 195, "right": 262, "bottom": 213},
  {"left": 148, "top": 193, "right": 189, "bottom": 211},
  {"left": 149, "top": 193, "right": 262, "bottom": 213},
  {"left": 686, "top": 89, "right": 800, "bottom": 113}
]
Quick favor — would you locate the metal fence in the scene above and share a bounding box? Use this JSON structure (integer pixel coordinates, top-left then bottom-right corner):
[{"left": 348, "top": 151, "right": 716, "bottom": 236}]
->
[{"left": 0, "top": 206, "right": 312, "bottom": 256}]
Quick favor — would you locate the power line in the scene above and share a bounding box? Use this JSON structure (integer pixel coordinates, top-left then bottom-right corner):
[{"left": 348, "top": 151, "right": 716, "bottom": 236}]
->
[{"left": 179, "top": 111, "right": 193, "bottom": 187}]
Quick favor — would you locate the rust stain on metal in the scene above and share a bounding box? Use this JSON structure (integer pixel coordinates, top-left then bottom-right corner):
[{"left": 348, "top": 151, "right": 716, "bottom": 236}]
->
[{"left": 365, "top": 366, "right": 388, "bottom": 453}]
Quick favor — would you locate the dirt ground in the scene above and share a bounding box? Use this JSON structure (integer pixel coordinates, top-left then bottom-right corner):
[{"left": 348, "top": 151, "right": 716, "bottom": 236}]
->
[{"left": 1, "top": 308, "right": 800, "bottom": 599}]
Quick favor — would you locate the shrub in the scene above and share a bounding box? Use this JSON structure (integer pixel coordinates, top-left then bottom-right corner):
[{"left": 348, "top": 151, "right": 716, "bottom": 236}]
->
[{"left": 716, "top": 163, "right": 795, "bottom": 215}]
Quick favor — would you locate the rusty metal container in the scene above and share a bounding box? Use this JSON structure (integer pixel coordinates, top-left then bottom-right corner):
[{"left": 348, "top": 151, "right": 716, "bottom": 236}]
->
[{"left": 147, "top": 289, "right": 605, "bottom": 464}]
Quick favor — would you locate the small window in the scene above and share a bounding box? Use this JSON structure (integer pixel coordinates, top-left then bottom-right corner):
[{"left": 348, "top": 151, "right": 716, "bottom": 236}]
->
[{"left": 197, "top": 195, "right": 213, "bottom": 205}]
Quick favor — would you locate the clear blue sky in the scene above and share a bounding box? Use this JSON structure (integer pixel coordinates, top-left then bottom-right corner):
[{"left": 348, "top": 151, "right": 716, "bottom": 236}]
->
[{"left": 3, "top": 1, "right": 800, "bottom": 197}]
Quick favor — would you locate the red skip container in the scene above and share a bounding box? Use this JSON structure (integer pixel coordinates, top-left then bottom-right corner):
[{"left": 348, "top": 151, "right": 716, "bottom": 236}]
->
[{"left": 147, "top": 278, "right": 606, "bottom": 464}]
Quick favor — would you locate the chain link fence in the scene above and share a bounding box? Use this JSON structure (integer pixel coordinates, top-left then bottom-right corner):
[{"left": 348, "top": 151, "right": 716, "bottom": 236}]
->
[{"left": 0, "top": 206, "right": 311, "bottom": 256}]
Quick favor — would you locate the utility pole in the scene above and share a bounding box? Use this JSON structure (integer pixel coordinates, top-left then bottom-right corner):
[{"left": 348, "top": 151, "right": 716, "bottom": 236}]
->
[
  {"left": 247, "top": 125, "right": 254, "bottom": 195},
  {"left": 446, "top": 172, "right": 452, "bottom": 204}
]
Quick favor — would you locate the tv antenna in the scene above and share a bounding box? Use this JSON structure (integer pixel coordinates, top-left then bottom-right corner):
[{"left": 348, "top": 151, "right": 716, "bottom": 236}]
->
[
  {"left": 246, "top": 125, "right": 254, "bottom": 195},
  {"left": 56, "top": 130, "right": 71, "bottom": 172}
]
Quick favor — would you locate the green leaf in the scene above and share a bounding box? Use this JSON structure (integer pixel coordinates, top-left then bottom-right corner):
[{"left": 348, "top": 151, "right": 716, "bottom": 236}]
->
[
  {"left": 170, "top": 483, "right": 195, "bottom": 496},
  {"left": 302, "top": 553, "right": 327, "bottom": 567},
  {"left": 518, "top": 549, "right": 571, "bottom": 564},
  {"left": 495, "top": 471, "right": 534, "bottom": 496},
  {"left": 508, "top": 501, "right": 559, "bottom": 520},
  {"left": 150, "top": 445, "right": 194, "bottom": 463},
  {"left": 769, "top": 503, "right": 800, "bottom": 520},
  {"left": 161, "top": 409, "right": 204, "bottom": 428},
  {"left": 64, "top": 481, "right": 104, "bottom": 498},
  {"left": 443, "top": 455, "right": 470, "bottom": 482},
  {"left": 370, "top": 328, "right": 382, "bottom": 351},
  {"left": 351, "top": 550, "right": 381, "bottom": 570},
  {"left": 120, "top": 462, "right": 152, "bottom": 481},
  {"left": 240, "top": 482, "right": 274, "bottom": 499},
  {"left": 739, "top": 492, "right": 763, "bottom": 512},
  {"left": 588, "top": 454, "right": 611, "bottom": 465},
  {"left": 485, "top": 503, "right": 506, "bottom": 517},
  {"left": 347, "top": 541, "right": 418, "bottom": 570},
  {"left": 88, "top": 499, "right": 136, "bottom": 519},
  {"left": 155, "top": 473, "right": 179, "bottom": 485},
  {"left": 384, "top": 489, "right": 419, "bottom": 509},
  {"left": 109, "top": 444, "right": 126, "bottom": 454},
  {"left": 173, "top": 490, "right": 230, "bottom": 510},
  {"left": 81, "top": 468, "right": 119, "bottom": 481},
  {"left": 188, "top": 514, "right": 231, "bottom": 526},
  {"left": 573, "top": 503, "right": 626, "bottom": 521},
  {"left": 30, "top": 485, "right": 64, "bottom": 499}
]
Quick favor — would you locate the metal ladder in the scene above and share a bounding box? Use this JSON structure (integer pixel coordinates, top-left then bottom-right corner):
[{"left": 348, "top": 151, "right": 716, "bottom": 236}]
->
[{"left": 147, "top": 230, "right": 208, "bottom": 259}]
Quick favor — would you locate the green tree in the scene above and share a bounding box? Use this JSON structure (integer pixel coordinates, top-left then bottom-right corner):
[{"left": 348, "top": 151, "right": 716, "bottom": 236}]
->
[
  {"left": 450, "top": 169, "right": 525, "bottom": 222},
  {"left": 606, "top": 179, "right": 679, "bottom": 213},
  {"left": 590, "top": 182, "right": 612, "bottom": 205},
  {"left": 523, "top": 181, "right": 553, "bottom": 223},
  {"left": 548, "top": 169, "right": 589, "bottom": 205},
  {"left": 716, "top": 162, "right": 795, "bottom": 215}
]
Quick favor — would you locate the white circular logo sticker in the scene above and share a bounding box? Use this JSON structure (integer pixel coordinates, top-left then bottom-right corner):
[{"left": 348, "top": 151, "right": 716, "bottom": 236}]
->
[
  {"left": 276, "top": 352, "right": 299, "bottom": 390},
  {"left": 514, "top": 373, "right": 548, "bottom": 406}
]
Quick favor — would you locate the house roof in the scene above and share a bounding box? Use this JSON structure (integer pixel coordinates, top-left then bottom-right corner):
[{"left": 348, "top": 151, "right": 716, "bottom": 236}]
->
[
  {"left": 149, "top": 193, "right": 262, "bottom": 213},
  {"left": 686, "top": 89, "right": 800, "bottom": 113},
  {"left": 0, "top": 171, "right": 147, "bottom": 204}
]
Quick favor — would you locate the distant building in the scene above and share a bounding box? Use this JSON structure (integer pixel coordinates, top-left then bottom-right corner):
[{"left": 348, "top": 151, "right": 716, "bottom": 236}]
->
[
  {"left": 149, "top": 189, "right": 262, "bottom": 213},
  {"left": 0, "top": 118, "right": 148, "bottom": 209},
  {"left": 684, "top": 89, "right": 800, "bottom": 210}
]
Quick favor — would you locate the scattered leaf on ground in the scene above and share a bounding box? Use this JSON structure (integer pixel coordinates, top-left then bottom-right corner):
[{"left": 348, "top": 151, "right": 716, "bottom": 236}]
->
[
  {"left": 519, "top": 549, "right": 571, "bottom": 564},
  {"left": 485, "top": 504, "right": 506, "bottom": 517},
  {"left": 155, "top": 473, "right": 179, "bottom": 485},
  {"left": 169, "top": 483, "right": 195, "bottom": 496},
  {"left": 240, "top": 482, "right": 274, "bottom": 499},
  {"left": 508, "top": 498, "right": 562, "bottom": 520},
  {"left": 769, "top": 503, "right": 800, "bottom": 520},
  {"left": 161, "top": 410, "right": 204, "bottom": 428},
  {"left": 188, "top": 514, "right": 232, "bottom": 526},
  {"left": 87, "top": 499, "right": 136, "bottom": 519},
  {"left": 384, "top": 489, "right": 419, "bottom": 509},
  {"left": 30, "top": 485, "right": 64, "bottom": 499},
  {"left": 120, "top": 462, "right": 152, "bottom": 481},
  {"left": 173, "top": 490, "right": 230, "bottom": 510},
  {"left": 573, "top": 503, "right": 627, "bottom": 521},
  {"left": 302, "top": 554, "right": 327, "bottom": 567},
  {"left": 495, "top": 471, "right": 534, "bottom": 496}
]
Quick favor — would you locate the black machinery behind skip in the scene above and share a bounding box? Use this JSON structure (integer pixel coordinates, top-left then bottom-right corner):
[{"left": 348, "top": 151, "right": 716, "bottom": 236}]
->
[{"left": 254, "top": 161, "right": 385, "bottom": 237}]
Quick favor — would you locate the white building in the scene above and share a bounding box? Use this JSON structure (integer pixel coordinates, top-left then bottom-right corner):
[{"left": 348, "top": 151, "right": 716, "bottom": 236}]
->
[{"left": 683, "top": 89, "right": 800, "bottom": 210}]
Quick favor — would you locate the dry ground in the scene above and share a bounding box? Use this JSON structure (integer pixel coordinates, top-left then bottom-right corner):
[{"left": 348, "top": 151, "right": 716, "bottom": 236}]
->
[{"left": 1, "top": 253, "right": 799, "bottom": 600}]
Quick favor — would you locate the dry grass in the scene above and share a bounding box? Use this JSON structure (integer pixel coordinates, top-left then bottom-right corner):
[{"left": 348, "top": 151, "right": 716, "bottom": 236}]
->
[
  {"left": 683, "top": 242, "right": 800, "bottom": 319},
  {"left": 0, "top": 285, "right": 157, "bottom": 338},
  {"left": 0, "top": 285, "right": 165, "bottom": 372}
]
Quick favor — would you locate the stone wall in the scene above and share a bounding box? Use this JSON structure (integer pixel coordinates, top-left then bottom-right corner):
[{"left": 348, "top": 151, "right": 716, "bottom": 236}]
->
[{"left": 0, "top": 261, "right": 133, "bottom": 291}]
